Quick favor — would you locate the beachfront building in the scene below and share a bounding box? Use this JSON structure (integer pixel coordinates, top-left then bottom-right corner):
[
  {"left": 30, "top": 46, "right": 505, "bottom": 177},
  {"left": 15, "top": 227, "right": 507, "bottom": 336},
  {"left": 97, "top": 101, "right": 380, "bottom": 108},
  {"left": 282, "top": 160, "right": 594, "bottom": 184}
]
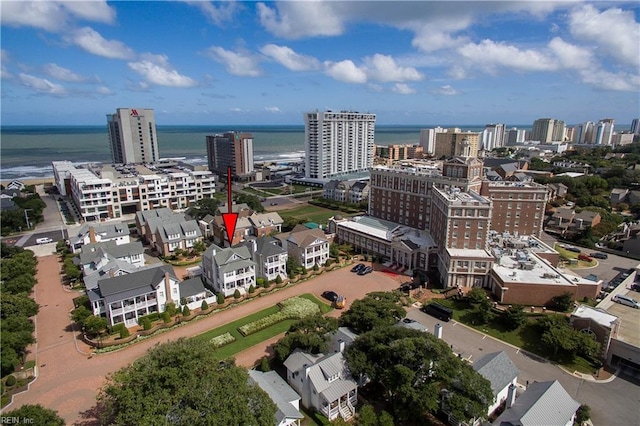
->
[
  {"left": 304, "top": 110, "right": 376, "bottom": 179},
  {"left": 107, "top": 108, "right": 159, "bottom": 164},
  {"left": 433, "top": 128, "right": 480, "bottom": 158},
  {"left": 206, "top": 131, "right": 254, "bottom": 179},
  {"left": 201, "top": 244, "right": 256, "bottom": 297},
  {"left": 52, "top": 161, "right": 216, "bottom": 222}
]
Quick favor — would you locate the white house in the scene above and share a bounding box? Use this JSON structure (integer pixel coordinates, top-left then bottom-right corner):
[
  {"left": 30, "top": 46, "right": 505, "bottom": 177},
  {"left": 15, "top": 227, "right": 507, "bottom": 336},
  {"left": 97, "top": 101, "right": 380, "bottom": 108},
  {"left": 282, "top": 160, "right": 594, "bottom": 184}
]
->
[
  {"left": 248, "top": 370, "right": 303, "bottom": 426},
  {"left": 78, "top": 241, "right": 146, "bottom": 290},
  {"left": 248, "top": 237, "right": 288, "bottom": 282},
  {"left": 472, "top": 351, "right": 520, "bottom": 416},
  {"left": 70, "top": 222, "right": 131, "bottom": 252},
  {"left": 201, "top": 244, "right": 256, "bottom": 297},
  {"left": 277, "top": 227, "right": 330, "bottom": 270},
  {"left": 283, "top": 351, "right": 357, "bottom": 421}
]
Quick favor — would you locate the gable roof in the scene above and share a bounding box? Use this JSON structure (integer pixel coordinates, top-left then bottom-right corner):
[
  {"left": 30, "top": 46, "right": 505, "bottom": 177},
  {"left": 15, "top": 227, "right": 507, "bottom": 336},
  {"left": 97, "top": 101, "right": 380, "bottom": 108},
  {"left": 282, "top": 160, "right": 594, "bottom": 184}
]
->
[
  {"left": 287, "top": 228, "right": 327, "bottom": 248},
  {"left": 248, "top": 370, "right": 303, "bottom": 424},
  {"left": 493, "top": 380, "right": 580, "bottom": 426},
  {"left": 255, "top": 236, "right": 286, "bottom": 258},
  {"left": 80, "top": 241, "right": 143, "bottom": 265},
  {"left": 179, "top": 277, "right": 207, "bottom": 298},
  {"left": 97, "top": 264, "right": 177, "bottom": 303},
  {"left": 472, "top": 351, "right": 519, "bottom": 396},
  {"left": 136, "top": 207, "right": 174, "bottom": 226}
]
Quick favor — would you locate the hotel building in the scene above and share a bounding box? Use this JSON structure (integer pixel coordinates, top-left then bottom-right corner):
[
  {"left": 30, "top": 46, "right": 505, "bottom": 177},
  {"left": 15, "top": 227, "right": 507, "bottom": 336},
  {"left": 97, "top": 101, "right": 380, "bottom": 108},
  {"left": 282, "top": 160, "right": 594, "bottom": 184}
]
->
[
  {"left": 206, "top": 131, "right": 254, "bottom": 179},
  {"left": 433, "top": 128, "right": 480, "bottom": 158},
  {"left": 107, "top": 108, "right": 159, "bottom": 164},
  {"left": 304, "top": 110, "right": 376, "bottom": 179}
]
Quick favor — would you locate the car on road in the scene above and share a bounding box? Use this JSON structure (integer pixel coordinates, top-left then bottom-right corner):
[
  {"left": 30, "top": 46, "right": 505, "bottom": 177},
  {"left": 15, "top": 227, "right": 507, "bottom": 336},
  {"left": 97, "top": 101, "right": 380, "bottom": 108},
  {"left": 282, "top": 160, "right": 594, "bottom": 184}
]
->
[
  {"left": 36, "top": 237, "right": 53, "bottom": 244},
  {"left": 590, "top": 252, "right": 608, "bottom": 259},
  {"left": 578, "top": 254, "right": 593, "bottom": 262},
  {"left": 565, "top": 245, "right": 581, "bottom": 253},
  {"left": 612, "top": 294, "right": 640, "bottom": 309},
  {"left": 321, "top": 291, "right": 338, "bottom": 302},
  {"left": 357, "top": 266, "right": 373, "bottom": 275},
  {"left": 351, "top": 263, "right": 365, "bottom": 273}
]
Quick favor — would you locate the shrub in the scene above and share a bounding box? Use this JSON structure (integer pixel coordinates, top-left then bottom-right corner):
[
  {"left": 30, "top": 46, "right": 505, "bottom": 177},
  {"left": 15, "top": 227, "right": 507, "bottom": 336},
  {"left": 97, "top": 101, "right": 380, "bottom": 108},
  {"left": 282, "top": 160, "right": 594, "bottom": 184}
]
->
[
  {"left": 249, "top": 285, "right": 256, "bottom": 294},
  {"left": 182, "top": 305, "right": 190, "bottom": 317},
  {"left": 325, "top": 259, "right": 333, "bottom": 267},
  {"left": 256, "top": 277, "right": 266, "bottom": 287},
  {"left": 301, "top": 267, "right": 307, "bottom": 275},
  {"left": 141, "top": 318, "right": 152, "bottom": 331},
  {"left": 467, "top": 288, "right": 486, "bottom": 304},
  {"left": 209, "top": 332, "right": 236, "bottom": 348},
  {"left": 5, "top": 375, "right": 16, "bottom": 387},
  {"left": 234, "top": 289, "right": 241, "bottom": 299},
  {"left": 238, "top": 296, "right": 320, "bottom": 336},
  {"left": 162, "top": 311, "right": 171, "bottom": 324},
  {"left": 201, "top": 300, "right": 209, "bottom": 311},
  {"left": 275, "top": 275, "right": 283, "bottom": 284},
  {"left": 217, "top": 293, "right": 225, "bottom": 305},
  {"left": 165, "top": 302, "right": 177, "bottom": 317},
  {"left": 263, "top": 280, "right": 271, "bottom": 288},
  {"left": 260, "top": 356, "right": 270, "bottom": 372},
  {"left": 313, "top": 264, "right": 319, "bottom": 272},
  {"left": 119, "top": 327, "right": 130, "bottom": 339},
  {"left": 576, "top": 404, "right": 591, "bottom": 424}
]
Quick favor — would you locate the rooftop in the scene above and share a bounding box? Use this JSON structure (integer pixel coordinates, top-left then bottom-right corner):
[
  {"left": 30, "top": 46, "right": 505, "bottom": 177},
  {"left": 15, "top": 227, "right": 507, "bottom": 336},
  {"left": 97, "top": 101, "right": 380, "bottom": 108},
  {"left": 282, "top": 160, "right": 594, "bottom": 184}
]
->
[{"left": 338, "top": 216, "right": 436, "bottom": 248}]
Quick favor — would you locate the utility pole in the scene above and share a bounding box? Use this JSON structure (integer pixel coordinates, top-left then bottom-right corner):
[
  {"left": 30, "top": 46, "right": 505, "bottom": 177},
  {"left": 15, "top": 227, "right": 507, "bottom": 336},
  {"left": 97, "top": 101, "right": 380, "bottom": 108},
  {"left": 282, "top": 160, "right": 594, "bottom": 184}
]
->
[{"left": 24, "top": 209, "right": 33, "bottom": 229}]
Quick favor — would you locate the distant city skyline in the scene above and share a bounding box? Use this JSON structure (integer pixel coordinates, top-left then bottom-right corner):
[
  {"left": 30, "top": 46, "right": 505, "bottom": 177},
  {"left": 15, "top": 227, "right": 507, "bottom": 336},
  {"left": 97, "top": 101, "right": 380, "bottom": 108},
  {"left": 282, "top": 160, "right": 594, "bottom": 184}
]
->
[{"left": 1, "top": 1, "right": 638, "bottom": 126}]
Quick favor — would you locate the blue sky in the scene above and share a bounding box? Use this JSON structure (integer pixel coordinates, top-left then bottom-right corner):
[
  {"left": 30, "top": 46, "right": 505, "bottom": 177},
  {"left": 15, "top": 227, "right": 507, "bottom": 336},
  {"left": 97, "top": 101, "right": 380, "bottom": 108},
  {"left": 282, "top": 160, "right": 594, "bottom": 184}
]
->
[{"left": 1, "top": 1, "right": 639, "bottom": 126}]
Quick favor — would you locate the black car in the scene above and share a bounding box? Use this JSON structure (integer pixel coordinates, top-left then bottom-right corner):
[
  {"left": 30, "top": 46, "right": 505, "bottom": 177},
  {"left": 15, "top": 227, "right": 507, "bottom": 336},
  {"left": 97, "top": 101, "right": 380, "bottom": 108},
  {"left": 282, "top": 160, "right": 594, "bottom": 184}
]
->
[
  {"left": 357, "top": 266, "right": 373, "bottom": 275},
  {"left": 321, "top": 291, "right": 338, "bottom": 302},
  {"left": 565, "top": 246, "right": 581, "bottom": 253},
  {"left": 351, "top": 263, "right": 365, "bottom": 273},
  {"left": 590, "top": 252, "right": 608, "bottom": 259}
]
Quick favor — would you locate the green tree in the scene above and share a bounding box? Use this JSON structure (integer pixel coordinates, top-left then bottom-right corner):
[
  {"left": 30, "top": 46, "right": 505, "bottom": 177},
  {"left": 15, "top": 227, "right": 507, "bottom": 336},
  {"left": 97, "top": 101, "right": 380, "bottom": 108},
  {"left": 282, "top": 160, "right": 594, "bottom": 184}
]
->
[
  {"left": 165, "top": 302, "right": 177, "bottom": 316},
  {"left": 329, "top": 243, "right": 340, "bottom": 258},
  {"left": 162, "top": 311, "right": 171, "bottom": 324},
  {"left": 83, "top": 315, "right": 108, "bottom": 336},
  {"left": 188, "top": 197, "right": 220, "bottom": 220},
  {"left": 182, "top": 305, "right": 191, "bottom": 317},
  {"left": 339, "top": 292, "right": 406, "bottom": 334},
  {"left": 0, "top": 292, "right": 39, "bottom": 318},
  {"left": 201, "top": 300, "right": 209, "bottom": 311},
  {"left": 1, "top": 404, "right": 65, "bottom": 426},
  {"left": 275, "top": 274, "right": 283, "bottom": 284},
  {"left": 234, "top": 192, "right": 265, "bottom": 213},
  {"left": 260, "top": 356, "right": 270, "bottom": 372},
  {"left": 576, "top": 404, "right": 591, "bottom": 424},
  {"left": 473, "top": 297, "right": 494, "bottom": 325},
  {"left": 378, "top": 411, "right": 395, "bottom": 426},
  {"left": 217, "top": 293, "right": 225, "bottom": 305},
  {"left": 358, "top": 405, "right": 378, "bottom": 425},
  {"left": 192, "top": 240, "right": 206, "bottom": 255},
  {"left": 548, "top": 292, "right": 574, "bottom": 311},
  {"left": 71, "top": 305, "right": 92, "bottom": 324},
  {"left": 466, "top": 287, "right": 486, "bottom": 304},
  {"left": 2, "top": 273, "right": 37, "bottom": 294},
  {"left": 274, "top": 315, "right": 339, "bottom": 362},
  {"left": 233, "top": 289, "right": 241, "bottom": 299},
  {"left": 502, "top": 305, "right": 526, "bottom": 331},
  {"left": 97, "top": 339, "right": 276, "bottom": 425}
]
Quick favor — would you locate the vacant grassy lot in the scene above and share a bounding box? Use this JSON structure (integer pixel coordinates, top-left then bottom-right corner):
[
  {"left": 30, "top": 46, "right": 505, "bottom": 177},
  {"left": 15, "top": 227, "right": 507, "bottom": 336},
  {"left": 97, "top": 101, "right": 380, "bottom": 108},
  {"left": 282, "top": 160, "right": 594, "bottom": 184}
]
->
[
  {"left": 193, "top": 293, "right": 331, "bottom": 359},
  {"left": 278, "top": 204, "right": 344, "bottom": 225},
  {"left": 554, "top": 243, "right": 597, "bottom": 267}
]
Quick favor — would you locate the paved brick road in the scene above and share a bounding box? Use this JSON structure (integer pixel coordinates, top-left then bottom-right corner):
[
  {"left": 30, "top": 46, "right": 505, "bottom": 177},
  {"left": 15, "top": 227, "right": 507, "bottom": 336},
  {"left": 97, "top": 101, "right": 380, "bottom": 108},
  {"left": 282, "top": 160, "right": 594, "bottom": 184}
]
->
[{"left": 6, "top": 257, "right": 403, "bottom": 424}]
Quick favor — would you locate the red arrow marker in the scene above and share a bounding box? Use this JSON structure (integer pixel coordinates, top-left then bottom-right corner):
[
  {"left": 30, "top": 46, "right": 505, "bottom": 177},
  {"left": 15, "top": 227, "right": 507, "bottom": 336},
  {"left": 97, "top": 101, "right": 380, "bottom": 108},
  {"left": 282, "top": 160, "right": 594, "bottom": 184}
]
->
[{"left": 221, "top": 166, "right": 238, "bottom": 246}]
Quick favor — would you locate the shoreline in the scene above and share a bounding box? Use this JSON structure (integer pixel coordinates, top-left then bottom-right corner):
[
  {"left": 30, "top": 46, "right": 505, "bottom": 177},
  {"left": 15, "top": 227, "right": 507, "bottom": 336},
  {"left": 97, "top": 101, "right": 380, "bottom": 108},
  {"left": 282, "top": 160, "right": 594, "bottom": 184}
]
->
[{"left": 2, "top": 178, "right": 55, "bottom": 186}]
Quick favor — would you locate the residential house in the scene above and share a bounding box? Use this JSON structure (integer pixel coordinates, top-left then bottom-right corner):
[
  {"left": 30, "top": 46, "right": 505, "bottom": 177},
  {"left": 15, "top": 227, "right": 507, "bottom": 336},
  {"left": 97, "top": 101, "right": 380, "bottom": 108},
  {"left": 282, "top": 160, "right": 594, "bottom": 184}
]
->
[
  {"left": 545, "top": 207, "right": 575, "bottom": 236},
  {"left": 135, "top": 207, "right": 185, "bottom": 245},
  {"left": 87, "top": 264, "right": 181, "bottom": 327},
  {"left": 572, "top": 210, "right": 601, "bottom": 231},
  {"left": 249, "top": 237, "right": 288, "bottom": 282},
  {"left": 276, "top": 226, "right": 330, "bottom": 269},
  {"left": 570, "top": 305, "right": 620, "bottom": 360},
  {"left": 70, "top": 222, "right": 131, "bottom": 253},
  {"left": 609, "top": 188, "right": 629, "bottom": 206},
  {"left": 198, "top": 203, "right": 251, "bottom": 239},
  {"left": 283, "top": 351, "right": 357, "bottom": 421},
  {"left": 206, "top": 207, "right": 283, "bottom": 246},
  {"left": 154, "top": 220, "right": 203, "bottom": 256},
  {"left": 78, "top": 241, "right": 145, "bottom": 290},
  {"left": 201, "top": 244, "right": 256, "bottom": 297},
  {"left": 348, "top": 181, "right": 370, "bottom": 204},
  {"left": 493, "top": 380, "right": 580, "bottom": 426},
  {"left": 248, "top": 370, "right": 304, "bottom": 426},
  {"left": 178, "top": 277, "right": 210, "bottom": 310},
  {"left": 546, "top": 183, "right": 568, "bottom": 200},
  {"left": 323, "top": 180, "right": 370, "bottom": 204},
  {"left": 472, "top": 351, "right": 520, "bottom": 416}
]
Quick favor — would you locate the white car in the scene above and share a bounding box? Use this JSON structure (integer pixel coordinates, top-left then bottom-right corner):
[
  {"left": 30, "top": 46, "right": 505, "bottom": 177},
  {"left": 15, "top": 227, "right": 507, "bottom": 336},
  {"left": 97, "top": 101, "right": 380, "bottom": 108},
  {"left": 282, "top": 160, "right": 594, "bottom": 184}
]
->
[
  {"left": 612, "top": 294, "right": 640, "bottom": 309},
  {"left": 36, "top": 237, "right": 53, "bottom": 244}
]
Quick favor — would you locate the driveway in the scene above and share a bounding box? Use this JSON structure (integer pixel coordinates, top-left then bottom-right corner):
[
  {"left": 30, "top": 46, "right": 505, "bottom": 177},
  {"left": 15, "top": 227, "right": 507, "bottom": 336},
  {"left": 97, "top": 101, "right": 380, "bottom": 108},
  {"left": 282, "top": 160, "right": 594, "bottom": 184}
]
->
[{"left": 5, "top": 258, "right": 401, "bottom": 424}]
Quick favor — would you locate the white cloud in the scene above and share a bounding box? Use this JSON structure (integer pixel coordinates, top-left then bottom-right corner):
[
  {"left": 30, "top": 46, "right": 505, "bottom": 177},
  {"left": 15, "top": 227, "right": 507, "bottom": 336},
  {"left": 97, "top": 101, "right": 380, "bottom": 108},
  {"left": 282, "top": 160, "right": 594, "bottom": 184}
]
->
[
  {"left": 547, "top": 37, "right": 592, "bottom": 70},
  {"left": 0, "top": 1, "right": 115, "bottom": 32},
  {"left": 126, "top": 80, "right": 150, "bottom": 92},
  {"left": 257, "top": 2, "right": 344, "bottom": 39},
  {"left": 367, "top": 83, "right": 384, "bottom": 93},
  {"left": 324, "top": 60, "right": 367, "bottom": 84},
  {"left": 128, "top": 53, "right": 197, "bottom": 87},
  {"left": 362, "top": 54, "right": 423, "bottom": 83},
  {"left": 457, "top": 39, "right": 557, "bottom": 73},
  {"left": 569, "top": 4, "right": 640, "bottom": 69},
  {"left": 97, "top": 86, "right": 114, "bottom": 95},
  {"left": 260, "top": 44, "right": 320, "bottom": 71},
  {"left": 391, "top": 83, "right": 416, "bottom": 95},
  {"left": 432, "top": 85, "right": 459, "bottom": 96},
  {"left": 264, "top": 106, "right": 281, "bottom": 113},
  {"left": 203, "top": 46, "right": 262, "bottom": 77},
  {"left": 1, "top": 49, "right": 13, "bottom": 80},
  {"left": 579, "top": 69, "right": 640, "bottom": 92},
  {"left": 68, "top": 27, "right": 135, "bottom": 60},
  {"left": 43, "top": 63, "right": 90, "bottom": 83},
  {"left": 182, "top": 0, "right": 237, "bottom": 25},
  {"left": 18, "top": 73, "right": 67, "bottom": 95},
  {"left": 229, "top": 107, "right": 246, "bottom": 113},
  {"left": 447, "top": 65, "right": 467, "bottom": 80}
]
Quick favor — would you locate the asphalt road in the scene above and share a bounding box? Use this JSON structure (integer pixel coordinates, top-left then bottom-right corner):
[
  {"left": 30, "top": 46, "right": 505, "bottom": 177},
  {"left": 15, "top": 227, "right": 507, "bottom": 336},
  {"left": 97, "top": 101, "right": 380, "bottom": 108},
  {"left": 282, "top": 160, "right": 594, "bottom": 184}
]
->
[{"left": 405, "top": 308, "right": 639, "bottom": 426}]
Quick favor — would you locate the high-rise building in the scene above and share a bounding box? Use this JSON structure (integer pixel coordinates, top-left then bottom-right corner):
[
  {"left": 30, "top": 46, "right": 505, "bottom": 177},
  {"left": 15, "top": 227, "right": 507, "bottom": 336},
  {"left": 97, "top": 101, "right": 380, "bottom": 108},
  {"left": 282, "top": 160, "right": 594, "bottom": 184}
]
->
[
  {"left": 304, "top": 111, "right": 376, "bottom": 179},
  {"left": 206, "top": 132, "right": 254, "bottom": 178},
  {"left": 531, "top": 118, "right": 565, "bottom": 143},
  {"left": 419, "top": 127, "right": 445, "bottom": 154},
  {"left": 593, "top": 119, "right": 615, "bottom": 145},
  {"left": 573, "top": 121, "right": 594, "bottom": 144},
  {"left": 433, "top": 129, "right": 480, "bottom": 158},
  {"left": 631, "top": 118, "right": 640, "bottom": 135},
  {"left": 107, "top": 108, "right": 159, "bottom": 164},
  {"left": 481, "top": 123, "right": 505, "bottom": 151},
  {"left": 506, "top": 128, "right": 526, "bottom": 145}
]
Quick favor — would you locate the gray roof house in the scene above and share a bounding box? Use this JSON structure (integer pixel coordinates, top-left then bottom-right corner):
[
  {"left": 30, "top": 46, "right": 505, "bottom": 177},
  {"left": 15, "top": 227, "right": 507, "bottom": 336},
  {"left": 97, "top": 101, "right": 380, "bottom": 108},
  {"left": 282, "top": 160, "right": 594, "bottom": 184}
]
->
[
  {"left": 78, "top": 241, "right": 145, "bottom": 290},
  {"left": 248, "top": 370, "right": 303, "bottom": 426},
  {"left": 88, "top": 264, "right": 181, "bottom": 328},
  {"left": 154, "top": 220, "right": 203, "bottom": 256},
  {"left": 283, "top": 350, "right": 357, "bottom": 422},
  {"left": 493, "top": 380, "right": 580, "bottom": 426},
  {"left": 70, "top": 222, "right": 131, "bottom": 252},
  {"left": 202, "top": 244, "right": 256, "bottom": 297},
  {"left": 472, "top": 351, "right": 520, "bottom": 416},
  {"left": 247, "top": 236, "right": 288, "bottom": 282}
]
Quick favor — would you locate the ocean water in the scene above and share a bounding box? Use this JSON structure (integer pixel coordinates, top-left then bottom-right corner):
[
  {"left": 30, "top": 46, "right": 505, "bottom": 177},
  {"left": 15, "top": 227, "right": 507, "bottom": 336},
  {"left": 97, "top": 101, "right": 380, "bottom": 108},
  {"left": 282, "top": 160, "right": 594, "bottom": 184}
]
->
[{"left": 0, "top": 124, "right": 498, "bottom": 181}]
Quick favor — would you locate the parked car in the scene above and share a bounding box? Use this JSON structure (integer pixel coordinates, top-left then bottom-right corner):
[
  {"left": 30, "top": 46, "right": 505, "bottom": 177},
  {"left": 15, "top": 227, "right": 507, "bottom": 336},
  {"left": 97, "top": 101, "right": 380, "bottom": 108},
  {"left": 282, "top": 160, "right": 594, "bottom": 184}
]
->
[
  {"left": 612, "top": 294, "right": 640, "bottom": 309},
  {"left": 565, "top": 246, "right": 581, "bottom": 253},
  {"left": 590, "top": 252, "right": 608, "bottom": 259},
  {"left": 36, "top": 237, "right": 53, "bottom": 244},
  {"left": 357, "top": 266, "right": 373, "bottom": 275},
  {"left": 578, "top": 254, "right": 593, "bottom": 262},
  {"left": 321, "top": 291, "right": 338, "bottom": 302},
  {"left": 351, "top": 263, "right": 365, "bottom": 273},
  {"left": 630, "top": 283, "right": 640, "bottom": 292}
]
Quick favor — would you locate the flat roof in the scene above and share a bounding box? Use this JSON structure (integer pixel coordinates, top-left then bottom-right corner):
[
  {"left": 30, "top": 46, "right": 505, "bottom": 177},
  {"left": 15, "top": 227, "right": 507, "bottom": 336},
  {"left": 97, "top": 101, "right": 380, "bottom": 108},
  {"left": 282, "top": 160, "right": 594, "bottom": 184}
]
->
[
  {"left": 571, "top": 305, "right": 618, "bottom": 328},
  {"left": 605, "top": 289, "right": 640, "bottom": 348},
  {"left": 493, "top": 251, "right": 588, "bottom": 287},
  {"left": 338, "top": 216, "right": 435, "bottom": 248},
  {"left": 447, "top": 248, "right": 494, "bottom": 258}
]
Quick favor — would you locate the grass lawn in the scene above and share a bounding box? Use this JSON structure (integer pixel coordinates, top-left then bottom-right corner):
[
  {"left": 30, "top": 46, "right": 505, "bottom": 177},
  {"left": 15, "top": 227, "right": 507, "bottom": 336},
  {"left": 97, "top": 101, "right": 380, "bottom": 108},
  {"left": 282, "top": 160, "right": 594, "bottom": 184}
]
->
[
  {"left": 436, "top": 298, "right": 595, "bottom": 374},
  {"left": 279, "top": 205, "right": 347, "bottom": 225},
  {"left": 554, "top": 244, "right": 597, "bottom": 267},
  {"left": 193, "top": 293, "right": 332, "bottom": 360}
]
